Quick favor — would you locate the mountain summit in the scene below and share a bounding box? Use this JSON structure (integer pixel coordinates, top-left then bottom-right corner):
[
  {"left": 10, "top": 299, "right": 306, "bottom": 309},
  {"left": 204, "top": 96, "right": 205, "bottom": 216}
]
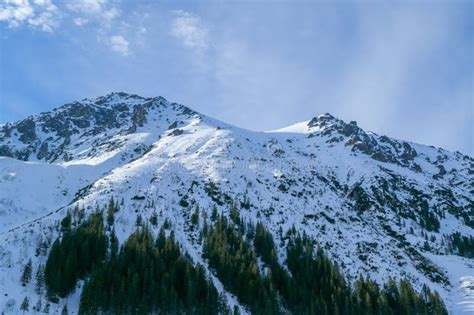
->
[{"left": 0, "top": 93, "right": 473, "bottom": 313}]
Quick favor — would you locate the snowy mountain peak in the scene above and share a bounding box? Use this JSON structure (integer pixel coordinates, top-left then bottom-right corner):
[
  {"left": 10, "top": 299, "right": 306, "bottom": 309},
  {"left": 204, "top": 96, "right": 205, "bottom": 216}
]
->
[
  {"left": 0, "top": 93, "right": 199, "bottom": 162},
  {"left": 270, "top": 112, "right": 340, "bottom": 134},
  {"left": 273, "top": 113, "right": 426, "bottom": 169},
  {"left": 272, "top": 112, "right": 358, "bottom": 136},
  {"left": 84, "top": 92, "right": 168, "bottom": 110},
  {"left": 0, "top": 94, "right": 473, "bottom": 313},
  {"left": 307, "top": 112, "right": 340, "bottom": 128}
]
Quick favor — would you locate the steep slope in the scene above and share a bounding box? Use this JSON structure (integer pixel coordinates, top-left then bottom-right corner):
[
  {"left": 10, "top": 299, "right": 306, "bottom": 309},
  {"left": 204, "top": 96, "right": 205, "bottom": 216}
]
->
[{"left": 0, "top": 93, "right": 472, "bottom": 314}]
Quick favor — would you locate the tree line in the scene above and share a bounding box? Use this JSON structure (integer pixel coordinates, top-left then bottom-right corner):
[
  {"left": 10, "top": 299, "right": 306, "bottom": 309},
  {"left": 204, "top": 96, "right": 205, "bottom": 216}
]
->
[
  {"left": 38, "top": 201, "right": 448, "bottom": 314},
  {"left": 204, "top": 210, "right": 447, "bottom": 315},
  {"left": 79, "top": 227, "right": 220, "bottom": 314}
]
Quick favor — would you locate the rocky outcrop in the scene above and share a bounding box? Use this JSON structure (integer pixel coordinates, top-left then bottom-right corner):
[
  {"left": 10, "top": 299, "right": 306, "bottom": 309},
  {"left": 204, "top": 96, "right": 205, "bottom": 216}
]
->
[
  {"left": 307, "top": 114, "right": 420, "bottom": 168},
  {"left": 0, "top": 93, "right": 198, "bottom": 162}
]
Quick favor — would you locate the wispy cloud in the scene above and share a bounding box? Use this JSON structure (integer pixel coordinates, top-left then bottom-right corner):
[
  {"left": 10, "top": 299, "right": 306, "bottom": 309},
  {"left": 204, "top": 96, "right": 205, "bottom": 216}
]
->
[
  {"left": 73, "top": 17, "right": 88, "bottom": 26},
  {"left": 66, "top": 0, "right": 119, "bottom": 28},
  {"left": 0, "top": 0, "right": 133, "bottom": 56},
  {"left": 0, "top": 0, "right": 120, "bottom": 31},
  {"left": 0, "top": 0, "right": 60, "bottom": 32},
  {"left": 67, "top": 0, "right": 125, "bottom": 55},
  {"left": 108, "top": 34, "right": 129, "bottom": 56},
  {"left": 66, "top": 0, "right": 127, "bottom": 55},
  {"left": 171, "top": 10, "right": 208, "bottom": 50},
  {"left": 65, "top": 0, "right": 107, "bottom": 14}
]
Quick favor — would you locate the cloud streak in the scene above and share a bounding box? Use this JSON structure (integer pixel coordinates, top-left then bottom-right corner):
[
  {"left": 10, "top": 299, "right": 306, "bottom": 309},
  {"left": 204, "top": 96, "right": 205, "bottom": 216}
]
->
[
  {"left": 108, "top": 35, "right": 129, "bottom": 56},
  {"left": 171, "top": 10, "right": 208, "bottom": 50},
  {"left": 67, "top": 0, "right": 119, "bottom": 28}
]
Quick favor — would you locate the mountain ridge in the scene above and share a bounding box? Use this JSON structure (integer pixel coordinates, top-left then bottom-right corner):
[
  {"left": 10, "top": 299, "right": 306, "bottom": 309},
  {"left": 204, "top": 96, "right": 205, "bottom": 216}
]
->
[{"left": 0, "top": 93, "right": 472, "bottom": 314}]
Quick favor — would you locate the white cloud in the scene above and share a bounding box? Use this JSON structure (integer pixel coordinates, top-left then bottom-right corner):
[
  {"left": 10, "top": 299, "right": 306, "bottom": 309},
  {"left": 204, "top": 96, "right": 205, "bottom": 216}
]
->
[
  {"left": 73, "top": 17, "right": 88, "bottom": 26},
  {"left": 66, "top": 0, "right": 107, "bottom": 15},
  {"left": 0, "top": 0, "right": 60, "bottom": 32},
  {"left": 0, "top": 0, "right": 120, "bottom": 31},
  {"left": 66, "top": 0, "right": 119, "bottom": 28},
  {"left": 101, "top": 7, "right": 118, "bottom": 24},
  {"left": 109, "top": 35, "right": 129, "bottom": 56},
  {"left": 171, "top": 10, "right": 208, "bottom": 50},
  {"left": 0, "top": 0, "right": 137, "bottom": 56},
  {"left": 0, "top": 0, "right": 34, "bottom": 28}
]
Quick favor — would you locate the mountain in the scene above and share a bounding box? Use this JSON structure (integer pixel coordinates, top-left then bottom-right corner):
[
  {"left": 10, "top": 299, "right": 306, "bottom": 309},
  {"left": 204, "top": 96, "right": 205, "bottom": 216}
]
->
[{"left": 0, "top": 92, "right": 472, "bottom": 314}]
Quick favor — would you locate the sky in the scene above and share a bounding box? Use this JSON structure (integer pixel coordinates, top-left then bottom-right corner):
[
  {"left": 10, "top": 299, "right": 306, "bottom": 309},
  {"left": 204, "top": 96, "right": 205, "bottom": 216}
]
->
[{"left": 0, "top": 0, "right": 473, "bottom": 156}]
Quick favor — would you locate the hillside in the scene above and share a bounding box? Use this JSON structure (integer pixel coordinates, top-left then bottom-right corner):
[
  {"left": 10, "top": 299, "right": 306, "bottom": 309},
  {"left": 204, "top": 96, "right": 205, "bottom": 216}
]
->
[{"left": 0, "top": 92, "right": 473, "bottom": 314}]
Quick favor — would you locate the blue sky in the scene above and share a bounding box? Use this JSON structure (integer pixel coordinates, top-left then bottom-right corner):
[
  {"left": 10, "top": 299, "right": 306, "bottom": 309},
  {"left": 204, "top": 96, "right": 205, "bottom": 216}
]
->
[{"left": 0, "top": 0, "right": 473, "bottom": 155}]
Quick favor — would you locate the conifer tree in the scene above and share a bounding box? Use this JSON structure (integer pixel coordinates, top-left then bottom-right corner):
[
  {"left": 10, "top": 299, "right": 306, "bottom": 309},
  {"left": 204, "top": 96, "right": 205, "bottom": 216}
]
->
[
  {"left": 20, "top": 297, "right": 29, "bottom": 314},
  {"left": 21, "top": 259, "right": 32, "bottom": 286},
  {"left": 229, "top": 204, "right": 240, "bottom": 225},
  {"left": 211, "top": 205, "right": 218, "bottom": 221},
  {"left": 150, "top": 211, "right": 158, "bottom": 226},
  {"left": 107, "top": 196, "right": 115, "bottom": 226},
  {"left": 191, "top": 206, "right": 200, "bottom": 226},
  {"left": 60, "top": 212, "right": 71, "bottom": 232},
  {"left": 35, "top": 263, "right": 45, "bottom": 294},
  {"left": 135, "top": 214, "right": 143, "bottom": 226},
  {"left": 43, "top": 302, "right": 50, "bottom": 313},
  {"left": 61, "top": 304, "right": 68, "bottom": 315},
  {"left": 163, "top": 218, "right": 171, "bottom": 229},
  {"left": 110, "top": 228, "right": 119, "bottom": 258}
]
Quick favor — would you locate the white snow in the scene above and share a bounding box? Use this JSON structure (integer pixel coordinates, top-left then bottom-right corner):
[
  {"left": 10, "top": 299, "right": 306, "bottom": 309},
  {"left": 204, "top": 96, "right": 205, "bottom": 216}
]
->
[{"left": 0, "top": 94, "right": 472, "bottom": 314}]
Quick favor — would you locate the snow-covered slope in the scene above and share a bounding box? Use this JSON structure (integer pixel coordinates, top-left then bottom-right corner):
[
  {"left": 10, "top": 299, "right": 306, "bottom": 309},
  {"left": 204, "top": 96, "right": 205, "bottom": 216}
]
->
[{"left": 0, "top": 93, "right": 473, "bottom": 314}]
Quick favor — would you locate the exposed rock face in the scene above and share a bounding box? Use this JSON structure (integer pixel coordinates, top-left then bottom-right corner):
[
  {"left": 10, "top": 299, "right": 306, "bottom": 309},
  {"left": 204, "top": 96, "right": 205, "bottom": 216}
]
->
[
  {"left": 307, "top": 112, "right": 336, "bottom": 128},
  {"left": 169, "top": 129, "right": 184, "bottom": 136},
  {"left": 306, "top": 114, "right": 419, "bottom": 168},
  {"left": 371, "top": 151, "right": 390, "bottom": 163},
  {"left": 168, "top": 121, "right": 178, "bottom": 130},
  {"left": 0, "top": 93, "right": 198, "bottom": 162},
  {"left": 17, "top": 118, "right": 37, "bottom": 144},
  {"left": 433, "top": 165, "right": 448, "bottom": 180}
]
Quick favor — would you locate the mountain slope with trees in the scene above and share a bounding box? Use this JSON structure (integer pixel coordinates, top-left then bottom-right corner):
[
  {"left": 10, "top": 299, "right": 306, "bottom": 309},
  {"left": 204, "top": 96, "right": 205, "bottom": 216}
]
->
[{"left": 0, "top": 93, "right": 472, "bottom": 313}]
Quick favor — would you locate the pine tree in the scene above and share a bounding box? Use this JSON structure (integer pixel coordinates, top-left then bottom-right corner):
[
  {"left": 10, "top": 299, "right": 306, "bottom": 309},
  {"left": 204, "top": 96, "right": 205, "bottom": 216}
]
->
[
  {"left": 61, "top": 304, "right": 68, "bottom": 315},
  {"left": 20, "top": 296, "right": 29, "bottom": 314},
  {"left": 150, "top": 211, "right": 158, "bottom": 226},
  {"left": 43, "top": 302, "right": 50, "bottom": 314},
  {"left": 21, "top": 259, "right": 32, "bottom": 286},
  {"left": 107, "top": 196, "right": 115, "bottom": 226},
  {"left": 191, "top": 206, "right": 200, "bottom": 226},
  {"left": 229, "top": 204, "right": 240, "bottom": 225},
  {"left": 233, "top": 305, "right": 240, "bottom": 315},
  {"left": 135, "top": 214, "right": 143, "bottom": 227},
  {"left": 35, "top": 264, "right": 45, "bottom": 294},
  {"left": 77, "top": 206, "right": 85, "bottom": 221},
  {"left": 60, "top": 212, "right": 72, "bottom": 232},
  {"left": 36, "top": 239, "right": 49, "bottom": 257},
  {"left": 211, "top": 205, "right": 218, "bottom": 221},
  {"left": 110, "top": 228, "right": 119, "bottom": 258}
]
